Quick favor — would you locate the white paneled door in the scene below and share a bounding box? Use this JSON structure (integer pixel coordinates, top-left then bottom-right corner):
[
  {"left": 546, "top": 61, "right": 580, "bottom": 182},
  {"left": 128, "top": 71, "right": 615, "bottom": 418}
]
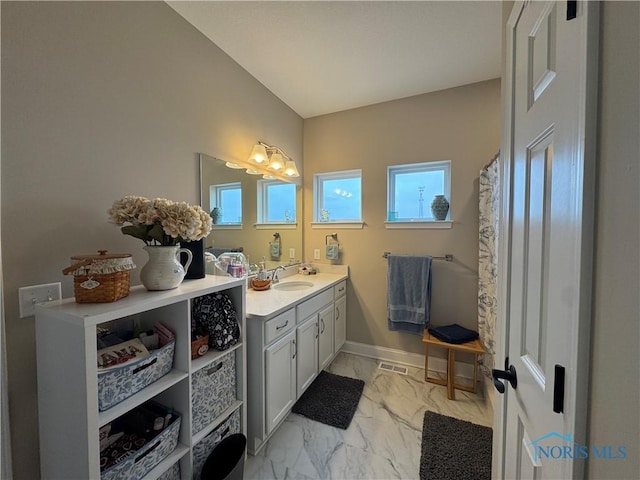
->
[{"left": 498, "top": 1, "right": 598, "bottom": 478}]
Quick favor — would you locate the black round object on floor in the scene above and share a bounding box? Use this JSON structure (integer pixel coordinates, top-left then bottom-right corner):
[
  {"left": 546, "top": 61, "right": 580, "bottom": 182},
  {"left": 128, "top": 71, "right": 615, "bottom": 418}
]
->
[{"left": 201, "top": 433, "right": 246, "bottom": 480}]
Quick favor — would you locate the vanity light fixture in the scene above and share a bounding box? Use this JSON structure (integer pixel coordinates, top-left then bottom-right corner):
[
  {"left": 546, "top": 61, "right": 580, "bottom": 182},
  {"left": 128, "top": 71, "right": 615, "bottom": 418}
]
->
[
  {"left": 225, "top": 162, "right": 244, "bottom": 169},
  {"left": 222, "top": 141, "right": 301, "bottom": 184},
  {"left": 284, "top": 159, "right": 300, "bottom": 177},
  {"left": 248, "top": 143, "right": 270, "bottom": 165},
  {"left": 268, "top": 152, "right": 285, "bottom": 172}
]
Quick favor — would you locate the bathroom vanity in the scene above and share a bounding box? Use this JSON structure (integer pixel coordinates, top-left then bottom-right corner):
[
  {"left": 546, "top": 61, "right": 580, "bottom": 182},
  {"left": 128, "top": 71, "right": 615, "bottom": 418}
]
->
[{"left": 244, "top": 267, "right": 348, "bottom": 454}]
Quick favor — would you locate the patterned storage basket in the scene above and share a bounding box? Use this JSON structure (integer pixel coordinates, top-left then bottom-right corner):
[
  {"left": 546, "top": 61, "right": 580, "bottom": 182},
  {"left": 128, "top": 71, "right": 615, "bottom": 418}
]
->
[
  {"left": 63, "top": 250, "right": 135, "bottom": 303},
  {"left": 191, "top": 351, "right": 237, "bottom": 434},
  {"left": 98, "top": 340, "right": 175, "bottom": 411},
  {"left": 192, "top": 408, "right": 241, "bottom": 480},
  {"left": 101, "top": 410, "right": 181, "bottom": 480},
  {"left": 158, "top": 462, "right": 181, "bottom": 480}
]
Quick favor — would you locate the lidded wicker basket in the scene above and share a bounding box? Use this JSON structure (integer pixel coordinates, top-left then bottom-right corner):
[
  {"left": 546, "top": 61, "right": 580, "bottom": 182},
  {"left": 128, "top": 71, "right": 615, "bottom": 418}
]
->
[{"left": 63, "top": 250, "right": 136, "bottom": 303}]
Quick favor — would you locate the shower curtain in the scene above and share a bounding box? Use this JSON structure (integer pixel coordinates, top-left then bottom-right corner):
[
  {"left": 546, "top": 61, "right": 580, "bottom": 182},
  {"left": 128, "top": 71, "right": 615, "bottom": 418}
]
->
[{"left": 478, "top": 154, "right": 500, "bottom": 377}]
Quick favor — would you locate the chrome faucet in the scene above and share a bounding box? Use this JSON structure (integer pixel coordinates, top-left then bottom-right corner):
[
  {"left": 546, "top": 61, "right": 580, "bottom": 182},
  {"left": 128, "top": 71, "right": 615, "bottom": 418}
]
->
[{"left": 272, "top": 265, "right": 287, "bottom": 284}]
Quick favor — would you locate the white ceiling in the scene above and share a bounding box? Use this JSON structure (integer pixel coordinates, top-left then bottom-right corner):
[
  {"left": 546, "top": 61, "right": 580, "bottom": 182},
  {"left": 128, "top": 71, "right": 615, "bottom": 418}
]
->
[{"left": 168, "top": 1, "right": 502, "bottom": 119}]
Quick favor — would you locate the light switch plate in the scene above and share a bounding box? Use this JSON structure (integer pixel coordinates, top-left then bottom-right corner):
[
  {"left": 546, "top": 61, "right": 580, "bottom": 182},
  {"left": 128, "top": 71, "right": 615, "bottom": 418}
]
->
[
  {"left": 19, "top": 282, "right": 62, "bottom": 318},
  {"left": 314, "top": 249, "right": 321, "bottom": 260},
  {"left": 289, "top": 248, "right": 295, "bottom": 259}
]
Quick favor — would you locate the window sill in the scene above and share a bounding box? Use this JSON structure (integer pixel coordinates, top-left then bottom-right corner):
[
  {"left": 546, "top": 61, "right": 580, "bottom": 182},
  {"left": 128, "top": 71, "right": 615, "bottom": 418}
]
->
[
  {"left": 254, "top": 223, "right": 298, "bottom": 230},
  {"left": 384, "top": 220, "right": 452, "bottom": 229},
  {"left": 212, "top": 224, "right": 243, "bottom": 230},
  {"left": 311, "top": 221, "right": 364, "bottom": 230}
]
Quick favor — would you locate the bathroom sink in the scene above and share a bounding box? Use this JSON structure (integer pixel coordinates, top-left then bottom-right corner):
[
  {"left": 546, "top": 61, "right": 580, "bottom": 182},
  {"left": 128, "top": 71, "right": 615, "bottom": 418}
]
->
[{"left": 273, "top": 281, "right": 314, "bottom": 291}]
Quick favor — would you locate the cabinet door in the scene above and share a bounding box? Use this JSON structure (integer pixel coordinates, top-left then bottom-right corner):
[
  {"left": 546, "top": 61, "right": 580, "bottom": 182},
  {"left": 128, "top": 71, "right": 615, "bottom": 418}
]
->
[
  {"left": 265, "top": 330, "right": 296, "bottom": 434},
  {"left": 334, "top": 295, "right": 347, "bottom": 353},
  {"left": 296, "top": 315, "right": 318, "bottom": 397},
  {"left": 318, "top": 305, "right": 334, "bottom": 371}
]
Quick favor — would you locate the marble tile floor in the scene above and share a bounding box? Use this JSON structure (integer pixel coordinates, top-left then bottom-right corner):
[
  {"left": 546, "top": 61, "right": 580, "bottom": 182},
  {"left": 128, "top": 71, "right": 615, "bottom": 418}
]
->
[{"left": 244, "top": 352, "right": 493, "bottom": 480}]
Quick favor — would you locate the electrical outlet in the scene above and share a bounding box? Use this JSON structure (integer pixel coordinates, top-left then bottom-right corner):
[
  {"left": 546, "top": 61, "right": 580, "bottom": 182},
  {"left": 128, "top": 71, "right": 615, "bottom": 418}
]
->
[
  {"left": 19, "top": 282, "right": 62, "bottom": 318},
  {"left": 314, "top": 249, "right": 321, "bottom": 260},
  {"left": 289, "top": 248, "right": 295, "bottom": 259}
]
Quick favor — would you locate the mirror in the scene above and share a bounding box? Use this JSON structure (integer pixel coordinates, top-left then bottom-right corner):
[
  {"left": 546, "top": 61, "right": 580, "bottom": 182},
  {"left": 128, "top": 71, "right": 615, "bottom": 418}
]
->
[{"left": 199, "top": 153, "right": 303, "bottom": 270}]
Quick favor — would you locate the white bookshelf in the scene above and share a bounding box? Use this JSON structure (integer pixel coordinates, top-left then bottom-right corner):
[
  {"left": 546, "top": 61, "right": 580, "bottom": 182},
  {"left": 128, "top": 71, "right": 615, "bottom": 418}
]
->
[{"left": 35, "top": 276, "right": 246, "bottom": 479}]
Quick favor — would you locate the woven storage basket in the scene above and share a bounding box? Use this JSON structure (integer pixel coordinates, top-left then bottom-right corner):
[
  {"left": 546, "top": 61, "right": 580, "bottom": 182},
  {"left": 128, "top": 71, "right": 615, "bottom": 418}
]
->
[{"left": 63, "top": 250, "right": 136, "bottom": 303}]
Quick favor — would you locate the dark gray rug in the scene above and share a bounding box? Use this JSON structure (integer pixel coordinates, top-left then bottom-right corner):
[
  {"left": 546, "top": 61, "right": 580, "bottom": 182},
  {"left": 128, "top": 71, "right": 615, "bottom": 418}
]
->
[
  {"left": 420, "top": 411, "right": 492, "bottom": 480},
  {"left": 292, "top": 370, "right": 364, "bottom": 430}
]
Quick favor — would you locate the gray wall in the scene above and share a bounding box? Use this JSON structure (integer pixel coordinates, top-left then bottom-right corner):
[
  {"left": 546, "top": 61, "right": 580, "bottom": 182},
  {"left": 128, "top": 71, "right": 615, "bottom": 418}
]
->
[
  {"left": 1, "top": 2, "right": 302, "bottom": 478},
  {"left": 588, "top": 2, "right": 640, "bottom": 478},
  {"left": 303, "top": 79, "right": 501, "bottom": 356}
]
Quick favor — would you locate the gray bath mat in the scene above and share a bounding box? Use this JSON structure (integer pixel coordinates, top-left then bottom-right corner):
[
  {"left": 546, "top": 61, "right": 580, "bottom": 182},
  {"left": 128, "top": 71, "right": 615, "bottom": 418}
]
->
[
  {"left": 420, "top": 411, "right": 492, "bottom": 480},
  {"left": 292, "top": 370, "right": 364, "bottom": 430}
]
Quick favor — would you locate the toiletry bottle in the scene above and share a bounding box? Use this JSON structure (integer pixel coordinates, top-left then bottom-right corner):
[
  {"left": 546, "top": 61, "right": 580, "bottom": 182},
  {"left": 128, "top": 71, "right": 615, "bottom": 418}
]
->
[{"left": 258, "top": 256, "right": 267, "bottom": 280}]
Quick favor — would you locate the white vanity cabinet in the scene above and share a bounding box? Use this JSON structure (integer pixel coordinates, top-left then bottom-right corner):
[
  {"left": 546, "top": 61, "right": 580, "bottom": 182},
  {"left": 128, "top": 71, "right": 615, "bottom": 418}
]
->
[
  {"left": 318, "top": 304, "right": 335, "bottom": 371},
  {"left": 246, "top": 275, "right": 347, "bottom": 455},
  {"left": 246, "top": 307, "right": 296, "bottom": 453},
  {"left": 35, "top": 277, "right": 246, "bottom": 480},
  {"left": 296, "top": 287, "right": 333, "bottom": 380},
  {"left": 296, "top": 314, "right": 319, "bottom": 397},
  {"left": 265, "top": 329, "right": 297, "bottom": 434},
  {"left": 334, "top": 280, "right": 347, "bottom": 353}
]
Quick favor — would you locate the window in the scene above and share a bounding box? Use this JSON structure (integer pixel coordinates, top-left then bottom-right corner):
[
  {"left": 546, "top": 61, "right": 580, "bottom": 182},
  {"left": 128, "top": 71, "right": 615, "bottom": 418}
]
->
[
  {"left": 257, "top": 179, "right": 296, "bottom": 224},
  {"left": 209, "top": 182, "right": 242, "bottom": 225},
  {"left": 313, "top": 170, "right": 362, "bottom": 225},
  {"left": 387, "top": 160, "right": 451, "bottom": 222}
]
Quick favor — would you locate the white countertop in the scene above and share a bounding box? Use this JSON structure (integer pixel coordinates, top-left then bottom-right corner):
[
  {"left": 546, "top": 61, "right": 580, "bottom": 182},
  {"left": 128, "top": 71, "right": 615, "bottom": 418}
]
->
[{"left": 246, "top": 271, "right": 348, "bottom": 319}]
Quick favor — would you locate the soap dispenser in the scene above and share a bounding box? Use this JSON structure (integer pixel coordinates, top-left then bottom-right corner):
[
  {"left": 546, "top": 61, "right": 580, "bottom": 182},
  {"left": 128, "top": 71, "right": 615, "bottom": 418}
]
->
[{"left": 257, "top": 256, "right": 267, "bottom": 280}]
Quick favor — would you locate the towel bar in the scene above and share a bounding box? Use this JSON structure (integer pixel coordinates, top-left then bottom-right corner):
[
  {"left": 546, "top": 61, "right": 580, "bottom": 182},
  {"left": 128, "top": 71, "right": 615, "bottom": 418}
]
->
[{"left": 382, "top": 252, "right": 453, "bottom": 261}]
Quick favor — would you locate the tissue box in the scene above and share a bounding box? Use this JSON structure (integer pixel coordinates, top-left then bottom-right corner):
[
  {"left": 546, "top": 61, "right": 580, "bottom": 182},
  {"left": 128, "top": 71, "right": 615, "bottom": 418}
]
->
[{"left": 191, "top": 334, "right": 209, "bottom": 359}]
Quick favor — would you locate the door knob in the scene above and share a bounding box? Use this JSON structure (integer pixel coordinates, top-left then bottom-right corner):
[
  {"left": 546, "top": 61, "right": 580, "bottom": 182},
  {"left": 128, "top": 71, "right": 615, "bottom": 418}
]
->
[{"left": 492, "top": 357, "right": 517, "bottom": 394}]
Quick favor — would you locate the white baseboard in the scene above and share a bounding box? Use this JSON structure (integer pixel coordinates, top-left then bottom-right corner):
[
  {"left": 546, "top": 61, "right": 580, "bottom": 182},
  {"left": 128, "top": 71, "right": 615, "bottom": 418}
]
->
[{"left": 341, "top": 340, "right": 475, "bottom": 380}]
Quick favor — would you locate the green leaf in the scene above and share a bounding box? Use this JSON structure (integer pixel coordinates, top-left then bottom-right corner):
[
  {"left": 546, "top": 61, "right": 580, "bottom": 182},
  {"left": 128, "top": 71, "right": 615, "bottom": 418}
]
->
[
  {"left": 121, "top": 225, "right": 148, "bottom": 241},
  {"left": 148, "top": 224, "right": 166, "bottom": 244}
]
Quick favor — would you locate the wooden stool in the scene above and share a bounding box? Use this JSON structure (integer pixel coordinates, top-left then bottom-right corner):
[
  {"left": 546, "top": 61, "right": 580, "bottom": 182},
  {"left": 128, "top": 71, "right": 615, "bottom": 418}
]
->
[{"left": 422, "top": 330, "right": 485, "bottom": 400}]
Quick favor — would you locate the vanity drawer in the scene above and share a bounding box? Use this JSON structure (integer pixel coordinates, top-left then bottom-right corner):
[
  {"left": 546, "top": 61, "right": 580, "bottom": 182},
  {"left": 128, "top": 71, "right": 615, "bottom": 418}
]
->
[
  {"left": 265, "top": 308, "right": 296, "bottom": 345},
  {"left": 334, "top": 281, "right": 346, "bottom": 299},
  {"left": 297, "top": 288, "right": 333, "bottom": 321}
]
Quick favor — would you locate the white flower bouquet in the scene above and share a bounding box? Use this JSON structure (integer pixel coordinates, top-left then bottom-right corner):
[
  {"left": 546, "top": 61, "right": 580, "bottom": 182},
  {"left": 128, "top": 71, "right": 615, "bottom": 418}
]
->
[{"left": 108, "top": 196, "right": 213, "bottom": 246}]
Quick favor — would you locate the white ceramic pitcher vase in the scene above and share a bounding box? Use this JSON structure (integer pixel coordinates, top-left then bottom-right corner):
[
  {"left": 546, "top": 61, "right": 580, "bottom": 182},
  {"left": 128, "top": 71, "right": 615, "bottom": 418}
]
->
[{"left": 140, "top": 245, "right": 193, "bottom": 291}]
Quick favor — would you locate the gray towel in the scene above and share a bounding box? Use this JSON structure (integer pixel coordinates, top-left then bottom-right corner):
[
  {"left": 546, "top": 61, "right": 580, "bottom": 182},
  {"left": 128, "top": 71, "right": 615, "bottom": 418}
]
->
[{"left": 387, "top": 255, "right": 432, "bottom": 334}]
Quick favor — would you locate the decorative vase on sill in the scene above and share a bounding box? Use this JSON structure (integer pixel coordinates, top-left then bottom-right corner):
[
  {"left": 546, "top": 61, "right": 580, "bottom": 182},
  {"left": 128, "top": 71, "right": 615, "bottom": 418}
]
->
[
  {"left": 139, "top": 245, "right": 193, "bottom": 291},
  {"left": 431, "top": 195, "right": 450, "bottom": 221},
  {"left": 211, "top": 207, "right": 221, "bottom": 224}
]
